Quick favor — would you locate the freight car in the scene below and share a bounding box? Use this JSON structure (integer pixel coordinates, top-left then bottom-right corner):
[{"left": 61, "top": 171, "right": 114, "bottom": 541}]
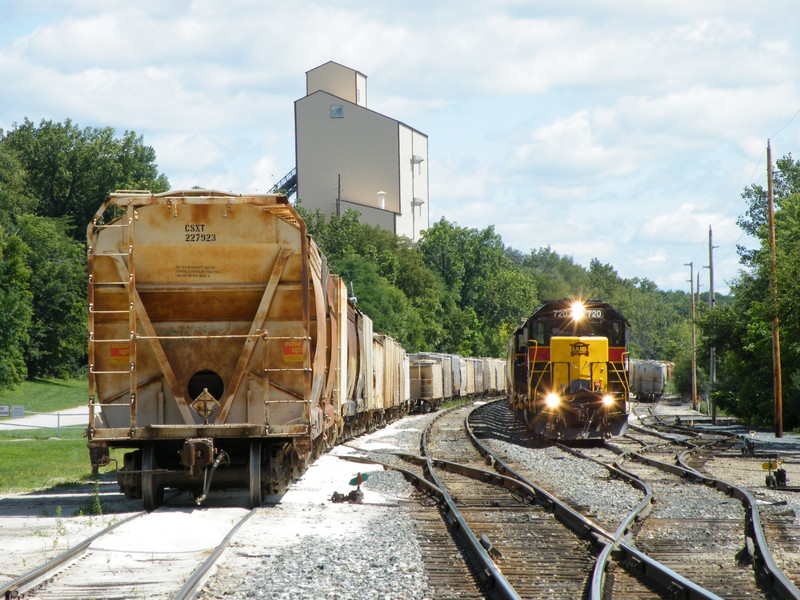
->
[
  {"left": 629, "top": 359, "right": 672, "bottom": 401},
  {"left": 507, "top": 298, "right": 630, "bottom": 440},
  {"left": 87, "top": 190, "right": 503, "bottom": 509},
  {"left": 87, "top": 190, "right": 364, "bottom": 509},
  {"left": 408, "top": 354, "right": 505, "bottom": 412}
]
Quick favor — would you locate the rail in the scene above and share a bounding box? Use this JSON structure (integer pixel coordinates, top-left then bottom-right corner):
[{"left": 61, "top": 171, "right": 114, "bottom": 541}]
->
[
  {"left": 645, "top": 412, "right": 800, "bottom": 600},
  {"left": 421, "top": 406, "right": 521, "bottom": 600},
  {"left": 173, "top": 508, "right": 258, "bottom": 600},
  {"left": 0, "top": 512, "right": 146, "bottom": 598},
  {"left": 467, "top": 399, "right": 726, "bottom": 600}
]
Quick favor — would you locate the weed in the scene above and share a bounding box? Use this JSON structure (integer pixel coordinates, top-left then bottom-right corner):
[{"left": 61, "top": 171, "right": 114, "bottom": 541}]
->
[
  {"left": 76, "top": 480, "right": 104, "bottom": 516},
  {"left": 55, "top": 506, "right": 68, "bottom": 537}
]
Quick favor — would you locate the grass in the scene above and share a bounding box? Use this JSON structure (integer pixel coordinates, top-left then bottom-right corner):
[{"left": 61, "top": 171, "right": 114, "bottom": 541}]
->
[
  {"left": 0, "top": 427, "right": 85, "bottom": 440},
  {"left": 0, "top": 438, "right": 97, "bottom": 492},
  {"left": 0, "top": 377, "right": 87, "bottom": 417},
  {"left": 0, "top": 377, "right": 112, "bottom": 494}
]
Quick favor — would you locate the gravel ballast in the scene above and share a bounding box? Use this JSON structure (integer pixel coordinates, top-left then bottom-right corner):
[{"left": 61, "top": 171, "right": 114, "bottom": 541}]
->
[{"left": 201, "top": 447, "right": 435, "bottom": 600}]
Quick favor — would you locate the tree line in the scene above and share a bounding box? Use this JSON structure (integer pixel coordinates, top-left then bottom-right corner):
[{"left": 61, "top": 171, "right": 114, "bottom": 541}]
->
[
  {"left": 4, "top": 117, "right": 796, "bottom": 431},
  {"left": 0, "top": 118, "right": 699, "bottom": 390},
  {"left": 0, "top": 118, "right": 169, "bottom": 387},
  {"left": 698, "top": 153, "right": 800, "bottom": 429}
]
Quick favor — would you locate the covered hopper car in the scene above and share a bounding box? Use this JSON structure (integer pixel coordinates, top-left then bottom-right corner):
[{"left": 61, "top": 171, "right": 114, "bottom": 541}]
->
[
  {"left": 408, "top": 353, "right": 505, "bottom": 412},
  {"left": 629, "top": 359, "right": 672, "bottom": 401},
  {"left": 507, "top": 298, "right": 630, "bottom": 440},
  {"left": 87, "top": 190, "right": 399, "bottom": 508},
  {"left": 87, "top": 190, "right": 504, "bottom": 509}
]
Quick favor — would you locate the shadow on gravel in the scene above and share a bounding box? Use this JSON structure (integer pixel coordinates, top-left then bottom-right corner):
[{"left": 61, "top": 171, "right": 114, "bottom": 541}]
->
[{"left": 469, "top": 401, "right": 550, "bottom": 449}]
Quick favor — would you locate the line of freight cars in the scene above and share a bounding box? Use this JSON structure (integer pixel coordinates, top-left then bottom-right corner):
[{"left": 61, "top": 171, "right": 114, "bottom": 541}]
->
[
  {"left": 409, "top": 353, "right": 506, "bottom": 413},
  {"left": 86, "top": 190, "right": 506, "bottom": 510}
]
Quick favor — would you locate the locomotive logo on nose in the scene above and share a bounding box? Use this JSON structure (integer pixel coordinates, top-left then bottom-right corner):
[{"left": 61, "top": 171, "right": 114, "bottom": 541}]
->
[{"left": 570, "top": 341, "right": 590, "bottom": 356}]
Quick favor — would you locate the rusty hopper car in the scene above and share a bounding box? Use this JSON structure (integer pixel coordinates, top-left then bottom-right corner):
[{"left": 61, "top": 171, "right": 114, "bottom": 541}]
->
[
  {"left": 87, "top": 190, "right": 405, "bottom": 509},
  {"left": 507, "top": 298, "right": 630, "bottom": 440}
]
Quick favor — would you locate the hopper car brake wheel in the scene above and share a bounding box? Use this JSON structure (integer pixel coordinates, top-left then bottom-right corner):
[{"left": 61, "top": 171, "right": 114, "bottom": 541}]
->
[
  {"left": 142, "top": 442, "right": 164, "bottom": 511},
  {"left": 249, "top": 440, "right": 263, "bottom": 508}
]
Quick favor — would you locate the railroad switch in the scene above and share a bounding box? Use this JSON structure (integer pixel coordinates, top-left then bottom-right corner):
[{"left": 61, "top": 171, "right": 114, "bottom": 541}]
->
[
  {"left": 330, "top": 471, "right": 369, "bottom": 503},
  {"left": 740, "top": 435, "right": 756, "bottom": 456},
  {"left": 763, "top": 455, "right": 787, "bottom": 488}
]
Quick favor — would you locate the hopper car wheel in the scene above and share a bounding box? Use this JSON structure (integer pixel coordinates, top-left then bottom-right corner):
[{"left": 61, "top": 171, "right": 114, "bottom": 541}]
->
[
  {"left": 142, "top": 443, "right": 164, "bottom": 511},
  {"left": 249, "top": 440, "right": 263, "bottom": 508}
]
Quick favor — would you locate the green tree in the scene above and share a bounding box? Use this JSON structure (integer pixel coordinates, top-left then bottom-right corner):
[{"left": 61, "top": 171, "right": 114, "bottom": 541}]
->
[
  {"left": 706, "top": 152, "right": 800, "bottom": 427},
  {"left": 585, "top": 259, "right": 684, "bottom": 361},
  {"left": 16, "top": 215, "right": 87, "bottom": 378},
  {"left": 2, "top": 118, "right": 169, "bottom": 238},
  {"left": 0, "top": 230, "right": 32, "bottom": 388},
  {"left": 418, "top": 218, "right": 537, "bottom": 356},
  {"left": 336, "top": 255, "right": 425, "bottom": 350},
  {"left": 514, "top": 246, "right": 587, "bottom": 301}
]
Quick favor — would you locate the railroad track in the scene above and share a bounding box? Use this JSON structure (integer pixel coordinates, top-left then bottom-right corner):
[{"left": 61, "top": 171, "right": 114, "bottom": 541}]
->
[
  {"left": 614, "top": 449, "right": 767, "bottom": 599},
  {"left": 406, "top": 491, "right": 485, "bottom": 599},
  {"left": 1, "top": 503, "right": 255, "bottom": 600},
  {"left": 631, "top": 401, "right": 800, "bottom": 598},
  {"left": 331, "top": 398, "right": 800, "bottom": 599},
  {"left": 467, "top": 399, "right": 800, "bottom": 599},
  {"left": 341, "top": 436, "right": 487, "bottom": 599}
]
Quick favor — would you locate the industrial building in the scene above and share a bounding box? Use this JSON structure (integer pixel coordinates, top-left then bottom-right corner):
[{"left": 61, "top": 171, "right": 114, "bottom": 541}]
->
[{"left": 293, "top": 61, "right": 429, "bottom": 241}]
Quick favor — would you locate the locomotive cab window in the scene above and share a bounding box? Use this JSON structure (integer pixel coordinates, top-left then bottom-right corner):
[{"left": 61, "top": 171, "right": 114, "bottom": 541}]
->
[{"left": 530, "top": 322, "right": 546, "bottom": 345}]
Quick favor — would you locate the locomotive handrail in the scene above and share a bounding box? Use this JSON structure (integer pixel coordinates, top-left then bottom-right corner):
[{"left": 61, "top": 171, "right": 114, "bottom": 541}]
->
[{"left": 530, "top": 360, "right": 557, "bottom": 397}]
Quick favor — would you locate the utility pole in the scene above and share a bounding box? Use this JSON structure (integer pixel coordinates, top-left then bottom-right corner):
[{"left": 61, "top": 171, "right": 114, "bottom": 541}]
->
[
  {"left": 336, "top": 174, "right": 342, "bottom": 217},
  {"left": 696, "top": 273, "right": 701, "bottom": 308},
  {"left": 707, "top": 226, "right": 718, "bottom": 424},
  {"left": 767, "top": 140, "right": 783, "bottom": 437},
  {"left": 697, "top": 272, "right": 702, "bottom": 411},
  {"left": 685, "top": 262, "right": 697, "bottom": 411}
]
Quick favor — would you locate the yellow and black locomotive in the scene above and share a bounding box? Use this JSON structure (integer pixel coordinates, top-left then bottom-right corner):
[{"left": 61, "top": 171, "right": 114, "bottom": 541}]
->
[{"left": 507, "top": 298, "right": 630, "bottom": 440}]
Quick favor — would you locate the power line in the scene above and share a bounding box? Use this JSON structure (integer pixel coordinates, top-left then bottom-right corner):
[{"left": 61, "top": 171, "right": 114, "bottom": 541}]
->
[
  {"left": 771, "top": 108, "right": 800, "bottom": 139},
  {"left": 687, "top": 109, "right": 800, "bottom": 286}
]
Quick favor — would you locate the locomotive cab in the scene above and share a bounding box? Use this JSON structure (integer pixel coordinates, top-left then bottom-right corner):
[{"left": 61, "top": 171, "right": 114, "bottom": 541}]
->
[{"left": 509, "top": 298, "right": 630, "bottom": 440}]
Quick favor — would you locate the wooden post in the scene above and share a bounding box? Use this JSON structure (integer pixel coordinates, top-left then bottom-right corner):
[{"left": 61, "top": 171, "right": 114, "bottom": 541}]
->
[
  {"left": 685, "top": 262, "right": 697, "bottom": 411},
  {"left": 767, "top": 140, "right": 783, "bottom": 437},
  {"left": 708, "top": 226, "right": 716, "bottom": 424}
]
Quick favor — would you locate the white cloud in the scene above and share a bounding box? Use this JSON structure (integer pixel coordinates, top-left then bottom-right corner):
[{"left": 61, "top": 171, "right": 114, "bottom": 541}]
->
[
  {"left": 247, "top": 155, "right": 280, "bottom": 193},
  {"left": 1, "top": 0, "right": 798, "bottom": 295},
  {"left": 515, "top": 110, "right": 640, "bottom": 179}
]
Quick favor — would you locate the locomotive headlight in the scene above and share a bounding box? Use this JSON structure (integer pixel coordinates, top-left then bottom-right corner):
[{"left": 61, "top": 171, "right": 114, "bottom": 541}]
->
[
  {"left": 602, "top": 395, "right": 615, "bottom": 406},
  {"left": 571, "top": 301, "right": 585, "bottom": 321},
  {"left": 545, "top": 393, "right": 561, "bottom": 408}
]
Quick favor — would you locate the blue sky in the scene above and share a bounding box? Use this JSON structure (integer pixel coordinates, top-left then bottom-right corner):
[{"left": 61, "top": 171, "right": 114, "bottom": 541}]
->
[{"left": 2, "top": 0, "right": 799, "bottom": 294}]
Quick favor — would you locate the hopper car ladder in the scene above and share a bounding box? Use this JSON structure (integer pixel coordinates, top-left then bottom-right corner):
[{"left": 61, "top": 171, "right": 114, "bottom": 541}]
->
[{"left": 88, "top": 203, "right": 139, "bottom": 430}]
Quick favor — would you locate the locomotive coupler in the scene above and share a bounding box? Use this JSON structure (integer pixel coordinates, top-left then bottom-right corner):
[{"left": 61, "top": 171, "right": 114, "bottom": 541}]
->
[{"left": 179, "top": 437, "right": 216, "bottom": 478}]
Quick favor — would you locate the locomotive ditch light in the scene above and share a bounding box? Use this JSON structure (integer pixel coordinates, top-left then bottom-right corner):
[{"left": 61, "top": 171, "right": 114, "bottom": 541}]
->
[
  {"left": 602, "top": 395, "right": 615, "bottom": 406},
  {"left": 571, "top": 301, "right": 585, "bottom": 321},
  {"left": 545, "top": 393, "right": 561, "bottom": 408}
]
